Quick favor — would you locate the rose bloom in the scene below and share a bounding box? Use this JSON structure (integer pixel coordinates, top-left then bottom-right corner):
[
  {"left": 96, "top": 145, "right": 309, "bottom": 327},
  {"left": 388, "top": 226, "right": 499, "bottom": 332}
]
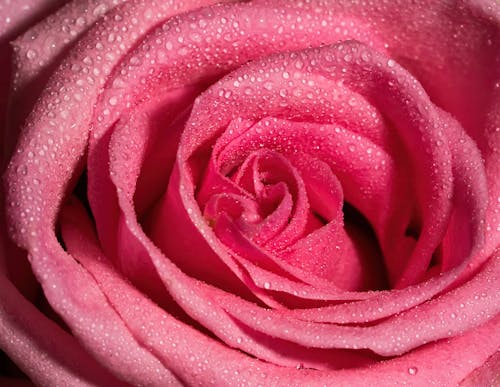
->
[{"left": 0, "top": 0, "right": 499, "bottom": 385}]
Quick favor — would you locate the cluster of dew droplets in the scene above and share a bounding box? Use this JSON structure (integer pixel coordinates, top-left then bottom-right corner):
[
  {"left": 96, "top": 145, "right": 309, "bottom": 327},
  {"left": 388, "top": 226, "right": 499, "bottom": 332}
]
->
[
  {"left": 7, "top": 0, "right": 233, "bottom": 247},
  {"left": 88, "top": 0, "right": 391, "bottom": 144},
  {"left": 3, "top": 0, "right": 498, "bottom": 384},
  {"left": 164, "top": 33, "right": 500, "bottom": 372},
  {"left": 11, "top": 0, "right": 127, "bottom": 93}
]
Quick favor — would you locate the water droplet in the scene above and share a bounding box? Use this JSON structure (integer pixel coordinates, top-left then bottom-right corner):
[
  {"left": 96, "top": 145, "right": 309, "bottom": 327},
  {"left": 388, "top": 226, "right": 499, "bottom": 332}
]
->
[
  {"left": 130, "top": 56, "right": 141, "bottom": 66},
  {"left": 263, "top": 282, "right": 271, "bottom": 289},
  {"left": 408, "top": 366, "right": 418, "bottom": 375},
  {"left": 93, "top": 4, "right": 107, "bottom": 17},
  {"left": 360, "top": 51, "right": 371, "bottom": 62},
  {"left": 387, "top": 59, "right": 396, "bottom": 67},
  {"left": 26, "top": 49, "right": 37, "bottom": 60},
  {"left": 16, "top": 165, "right": 27, "bottom": 176},
  {"left": 74, "top": 17, "right": 85, "bottom": 27}
]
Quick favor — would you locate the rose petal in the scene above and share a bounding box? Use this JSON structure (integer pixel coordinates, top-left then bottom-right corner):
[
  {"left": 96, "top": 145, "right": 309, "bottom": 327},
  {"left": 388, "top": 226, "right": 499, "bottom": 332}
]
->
[
  {"left": 0, "top": 232, "right": 128, "bottom": 386},
  {"left": 459, "top": 350, "right": 500, "bottom": 387},
  {"left": 3, "top": 0, "right": 498, "bottom": 384},
  {"left": 11, "top": 0, "right": 125, "bottom": 90},
  {"left": 218, "top": 252, "right": 500, "bottom": 356},
  {"left": 4, "top": 0, "right": 126, "bottom": 160},
  {"left": 104, "top": 48, "right": 498, "bottom": 366},
  {"left": 0, "top": 1, "right": 66, "bottom": 40},
  {"left": 85, "top": 0, "right": 388, "bottom": 270}
]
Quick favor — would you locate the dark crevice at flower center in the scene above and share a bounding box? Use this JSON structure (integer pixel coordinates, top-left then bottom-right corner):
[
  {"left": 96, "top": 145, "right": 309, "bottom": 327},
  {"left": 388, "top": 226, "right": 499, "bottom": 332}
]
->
[
  {"left": 404, "top": 225, "right": 420, "bottom": 240},
  {"left": 58, "top": 170, "right": 92, "bottom": 252},
  {"left": 342, "top": 201, "right": 390, "bottom": 290},
  {"left": 72, "top": 170, "right": 93, "bottom": 222},
  {"left": 429, "top": 247, "right": 443, "bottom": 271},
  {"left": 311, "top": 210, "right": 329, "bottom": 226},
  {"left": 0, "top": 349, "right": 28, "bottom": 378}
]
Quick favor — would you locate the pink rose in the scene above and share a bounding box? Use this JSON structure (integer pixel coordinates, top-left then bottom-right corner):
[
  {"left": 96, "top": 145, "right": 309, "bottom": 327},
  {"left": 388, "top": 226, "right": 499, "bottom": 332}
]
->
[{"left": 1, "top": 0, "right": 499, "bottom": 385}]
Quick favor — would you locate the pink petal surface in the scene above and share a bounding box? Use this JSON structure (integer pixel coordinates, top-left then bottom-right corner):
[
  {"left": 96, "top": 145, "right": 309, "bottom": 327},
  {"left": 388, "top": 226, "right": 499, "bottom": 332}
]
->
[
  {"left": 4, "top": 0, "right": 126, "bottom": 156},
  {"left": 11, "top": 0, "right": 126, "bottom": 91},
  {"left": 1, "top": 0, "right": 499, "bottom": 385},
  {"left": 0, "top": 0, "right": 65, "bottom": 161},
  {"left": 0, "top": 230, "right": 128, "bottom": 386},
  {"left": 1, "top": 230, "right": 180, "bottom": 384},
  {"left": 175, "top": 41, "right": 487, "bottom": 298},
  {"left": 60, "top": 197, "right": 500, "bottom": 385},
  {"left": 459, "top": 350, "right": 500, "bottom": 386},
  {"left": 0, "top": 0, "right": 66, "bottom": 39},
  {"left": 100, "top": 41, "right": 497, "bottom": 365},
  {"left": 86, "top": 0, "right": 389, "bottom": 279}
]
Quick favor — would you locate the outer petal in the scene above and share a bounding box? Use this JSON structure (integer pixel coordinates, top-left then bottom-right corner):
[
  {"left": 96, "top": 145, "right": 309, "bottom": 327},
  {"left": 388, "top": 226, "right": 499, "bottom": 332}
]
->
[
  {"left": 0, "top": 0, "right": 66, "bottom": 162},
  {"left": 459, "top": 351, "right": 500, "bottom": 387},
  {"left": 4, "top": 0, "right": 126, "bottom": 157},
  {"left": 101, "top": 44, "right": 496, "bottom": 371},
  {"left": 0, "top": 232, "right": 128, "bottom": 386},
  {"left": 85, "top": 0, "right": 388, "bottom": 283},
  {"left": 2, "top": 0, "right": 499, "bottom": 385},
  {"left": 60, "top": 197, "right": 500, "bottom": 386}
]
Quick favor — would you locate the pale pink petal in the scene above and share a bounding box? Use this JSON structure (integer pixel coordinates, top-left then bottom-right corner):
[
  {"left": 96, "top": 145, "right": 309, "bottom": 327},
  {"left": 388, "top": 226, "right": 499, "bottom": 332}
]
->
[
  {"left": 61, "top": 198, "right": 382, "bottom": 371},
  {"left": 86, "top": 0, "right": 388, "bottom": 268},
  {"left": 4, "top": 0, "right": 126, "bottom": 160},
  {"left": 0, "top": 234, "right": 128, "bottom": 386},
  {"left": 11, "top": 0, "right": 126, "bottom": 91},
  {"left": 2, "top": 0, "right": 498, "bottom": 385},
  {"left": 459, "top": 350, "right": 500, "bottom": 387},
  {"left": 34, "top": 204, "right": 500, "bottom": 384},
  {"left": 0, "top": 0, "right": 65, "bottom": 40}
]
